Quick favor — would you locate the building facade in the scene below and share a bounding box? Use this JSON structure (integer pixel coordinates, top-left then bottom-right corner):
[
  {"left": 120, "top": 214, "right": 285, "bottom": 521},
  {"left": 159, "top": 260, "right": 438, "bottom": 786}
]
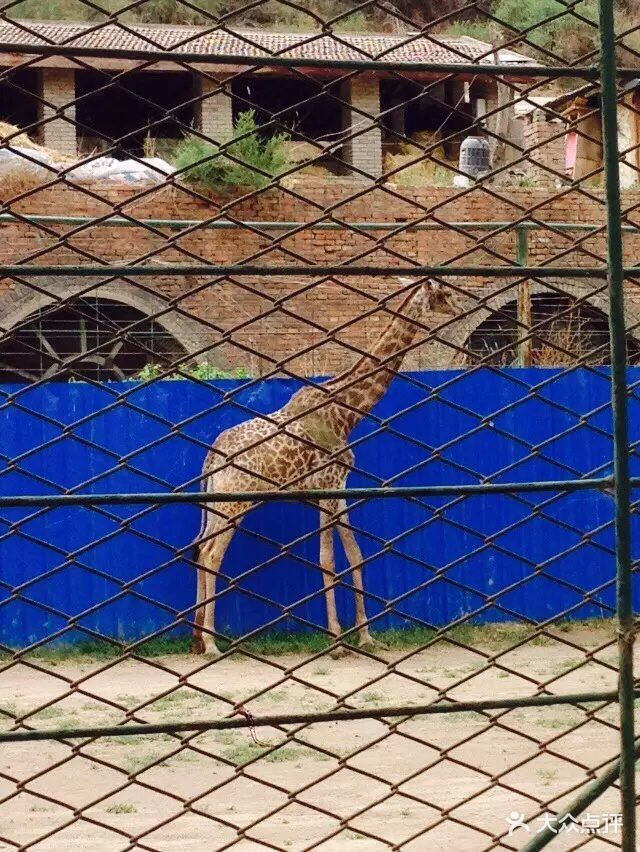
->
[{"left": 0, "top": 20, "right": 534, "bottom": 177}]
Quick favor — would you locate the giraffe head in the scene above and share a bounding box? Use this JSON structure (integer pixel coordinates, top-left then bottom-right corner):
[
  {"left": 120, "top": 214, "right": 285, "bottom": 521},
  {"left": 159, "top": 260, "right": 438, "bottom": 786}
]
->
[{"left": 398, "top": 278, "right": 459, "bottom": 318}]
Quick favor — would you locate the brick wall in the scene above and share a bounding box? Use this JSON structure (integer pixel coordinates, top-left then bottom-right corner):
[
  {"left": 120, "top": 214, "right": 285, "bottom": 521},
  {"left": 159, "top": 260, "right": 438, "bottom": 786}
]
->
[{"left": 1, "top": 177, "right": 638, "bottom": 375}]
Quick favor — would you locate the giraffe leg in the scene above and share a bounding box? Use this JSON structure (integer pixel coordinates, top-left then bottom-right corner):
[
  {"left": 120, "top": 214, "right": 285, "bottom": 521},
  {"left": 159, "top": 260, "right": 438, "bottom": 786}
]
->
[
  {"left": 336, "top": 499, "right": 379, "bottom": 650},
  {"left": 193, "top": 480, "right": 214, "bottom": 653},
  {"left": 197, "top": 522, "right": 234, "bottom": 657},
  {"left": 319, "top": 499, "right": 345, "bottom": 656}
]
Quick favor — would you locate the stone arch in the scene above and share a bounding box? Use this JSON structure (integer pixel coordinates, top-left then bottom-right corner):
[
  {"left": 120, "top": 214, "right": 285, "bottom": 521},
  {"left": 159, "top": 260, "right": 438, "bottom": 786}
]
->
[
  {"left": 446, "top": 279, "right": 640, "bottom": 365},
  {"left": 0, "top": 277, "right": 226, "bottom": 381},
  {"left": 0, "top": 278, "right": 215, "bottom": 355}
]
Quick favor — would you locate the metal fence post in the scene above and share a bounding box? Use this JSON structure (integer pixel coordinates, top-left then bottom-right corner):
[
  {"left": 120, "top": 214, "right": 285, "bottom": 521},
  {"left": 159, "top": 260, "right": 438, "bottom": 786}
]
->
[
  {"left": 598, "top": 0, "right": 637, "bottom": 848},
  {"left": 516, "top": 225, "right": 532, "bottom": 367}
]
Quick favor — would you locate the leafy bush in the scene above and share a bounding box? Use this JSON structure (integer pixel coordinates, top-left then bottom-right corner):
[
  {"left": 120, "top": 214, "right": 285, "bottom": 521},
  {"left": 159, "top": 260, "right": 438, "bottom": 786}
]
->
[
  {"left": 135, "top": 362, "right": 249, "bottom": 381},
  {"left": 11, "top": 0, "right": 382, "bottom": 28},
  {"left": 130, "top": 0, "right": 221, "bottom": 24},
  {"left": 439, "top": 19, "right": 496, "bottom": 42},
  {"left": 174, "top": 110, "right": 289, "bottom": 190},
  {"left": 492, "top": 0, "right": 599, "bottom": 54},
  {"left": 12, "top": 0, "right": 95, "bottom": 17}
]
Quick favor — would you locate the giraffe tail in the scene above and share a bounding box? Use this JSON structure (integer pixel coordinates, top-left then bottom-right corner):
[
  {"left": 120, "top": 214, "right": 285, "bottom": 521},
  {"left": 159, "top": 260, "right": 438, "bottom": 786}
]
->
[{"left": 191, "top": 474, "right": 212, "bottom": 558}]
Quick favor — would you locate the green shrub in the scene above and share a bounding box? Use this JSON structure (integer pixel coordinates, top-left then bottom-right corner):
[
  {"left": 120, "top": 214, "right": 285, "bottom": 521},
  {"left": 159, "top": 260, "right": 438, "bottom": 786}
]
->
[
  {"left": 174, "top": 110, "right": 289, "bottom": 190},
  {"left": 11, "top": 0, "right": 226, "bottom": 24},
  {"left": 130, "top": 0, "right": 223, "bottom": 24},
  {"left": 330, "top": 9, "right": 368, "bottom": 32},
  {"left": 439, "top": 19, "right": 496, "bottom": 42},
  {"left": 12, "top": 0, "right": 96, "bottom": 18},
  {"left": 492, "top": 0, "right": 599, "bottom": 53},
  {"left": 0, "top": 0, "right": 389, "bottom": 26},
  {"left": 135, "top": 362, "right": 249, "bottom": 381}
]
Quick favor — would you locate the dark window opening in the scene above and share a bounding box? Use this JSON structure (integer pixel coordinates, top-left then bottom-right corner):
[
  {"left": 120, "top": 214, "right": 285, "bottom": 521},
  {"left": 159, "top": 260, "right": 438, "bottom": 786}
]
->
[
  {"left": 380, "top": 79, "right": 474, "bottom": 159},
  {"left": 466, "top": 293, "right": 640, "bottom": 366},
  {"left": 232, "top": 75, "right": 343, "bottom": 143},
  {"left": 0, "top": 69, "right": 42, "bottom": 139},
  {"left": 0, "top": 298, "right": 186, "bottom": 383},
  {"left": 75, "top": 71, "right": 196, "bottom": 158}
]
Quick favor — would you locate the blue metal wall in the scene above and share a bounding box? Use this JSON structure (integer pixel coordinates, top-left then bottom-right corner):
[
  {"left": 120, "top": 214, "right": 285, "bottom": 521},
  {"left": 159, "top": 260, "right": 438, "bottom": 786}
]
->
[{"left": 1, "top": 368, "right": 637, "bottom": 647}]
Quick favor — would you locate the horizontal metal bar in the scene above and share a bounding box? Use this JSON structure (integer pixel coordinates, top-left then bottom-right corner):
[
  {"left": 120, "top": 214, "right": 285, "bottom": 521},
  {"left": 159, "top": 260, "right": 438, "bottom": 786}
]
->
[
  {"left": 0, "top": 41, "right": 626, "bottom": 78},
  {"left": 0, "top": 264, "right": 616, "bottom": 278},
  {"left": 2, "top": 215, "right": 638, "bottom": 234},
  {"left": 0, "top": 477, "right": 620, "bottom": 508},
  {"left": 0, "top": 689, "right": 634, "bottom": 744}
]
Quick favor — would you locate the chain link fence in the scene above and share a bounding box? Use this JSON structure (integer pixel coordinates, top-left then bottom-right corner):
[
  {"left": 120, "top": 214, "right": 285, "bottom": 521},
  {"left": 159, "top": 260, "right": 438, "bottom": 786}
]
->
[{"left": 0, "top": 0, "right": 637, "bottom": 849}]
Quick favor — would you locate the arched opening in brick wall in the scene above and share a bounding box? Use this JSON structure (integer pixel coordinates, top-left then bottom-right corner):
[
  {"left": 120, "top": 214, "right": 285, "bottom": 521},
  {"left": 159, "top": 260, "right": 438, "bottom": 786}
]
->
[
  {"left": 0, "top": 297, "right": 187, "bottom": 383},
  {"left": 465, "top": 293, "right": 640, "bottom": 366}
]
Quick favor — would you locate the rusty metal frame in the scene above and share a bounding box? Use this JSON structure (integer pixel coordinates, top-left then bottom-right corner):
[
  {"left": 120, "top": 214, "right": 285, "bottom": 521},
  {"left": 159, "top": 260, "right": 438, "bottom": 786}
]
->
[{"left": 0, "top": 1, "right": 636, "bottom": 849}]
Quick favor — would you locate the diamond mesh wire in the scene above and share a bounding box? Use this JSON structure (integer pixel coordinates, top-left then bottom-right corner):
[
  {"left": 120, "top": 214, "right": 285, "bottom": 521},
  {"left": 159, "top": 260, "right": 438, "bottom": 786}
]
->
[{"left": 0, "top": 1, "right": 636, "bottom": 850}]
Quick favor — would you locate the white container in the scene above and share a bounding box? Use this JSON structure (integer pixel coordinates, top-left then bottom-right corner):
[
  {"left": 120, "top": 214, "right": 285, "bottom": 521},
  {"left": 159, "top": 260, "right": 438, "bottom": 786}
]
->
[{"left": 459, "top": 136, "right": 491, "bottom": 178}]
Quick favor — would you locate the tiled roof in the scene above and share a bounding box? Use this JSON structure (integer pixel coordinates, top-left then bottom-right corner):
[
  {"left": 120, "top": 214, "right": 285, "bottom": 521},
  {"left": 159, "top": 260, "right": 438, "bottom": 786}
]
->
[
  {"left": 0, "top": 19, "right": 535, "bottom": 67},
  {"left": 544, "top": 78, "right": 640, "bottom": 112}
]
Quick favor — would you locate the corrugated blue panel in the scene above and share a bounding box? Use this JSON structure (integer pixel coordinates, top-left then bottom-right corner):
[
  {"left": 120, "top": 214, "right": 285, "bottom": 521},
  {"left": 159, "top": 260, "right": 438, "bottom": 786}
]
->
[{"left": 0, "top": 367, "right": 636, "bottom": 647}]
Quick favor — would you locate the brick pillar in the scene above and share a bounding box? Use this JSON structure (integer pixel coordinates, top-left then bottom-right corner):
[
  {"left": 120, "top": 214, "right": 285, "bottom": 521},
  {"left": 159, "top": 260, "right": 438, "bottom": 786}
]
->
[
  {"left": 521, "top": 110, "right": 567, "bottom": 185},
  {"left": 41, "top": 69, "right": 77, "bottom": 156},
  {"left": 341, "top": 76, "right": 382, "bottom": 179},
  {"left": 198, "top": 78, "right": 234, "bottom": 144}
]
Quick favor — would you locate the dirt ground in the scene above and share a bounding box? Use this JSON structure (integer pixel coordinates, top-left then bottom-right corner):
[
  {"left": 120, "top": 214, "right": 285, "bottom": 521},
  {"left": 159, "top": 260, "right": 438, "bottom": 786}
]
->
[{"left": 0, "top": 622, "right": 633, "bottom": 852}]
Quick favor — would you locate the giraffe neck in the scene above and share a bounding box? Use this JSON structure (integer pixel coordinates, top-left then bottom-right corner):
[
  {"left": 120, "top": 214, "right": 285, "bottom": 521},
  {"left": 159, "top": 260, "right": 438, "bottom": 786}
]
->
[
  {"left": 319, "top": 286, "right": 425, "bottom": 439},
  {"left": 275, "top": 286, "right": 425, "bottom": 450}
]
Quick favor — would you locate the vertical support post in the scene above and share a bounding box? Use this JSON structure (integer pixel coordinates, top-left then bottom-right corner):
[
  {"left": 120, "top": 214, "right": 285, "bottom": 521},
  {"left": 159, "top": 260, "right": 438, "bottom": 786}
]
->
[
  {"left": 516, "top": 226, "right": 532, "bottom": 367},
  {"left": 598, "top": 1, "right": 636, "bottom": 848},
  {"left": 41, "top": 69, "right": 77, "bottom": 156},
  {"left": 340, "top": 77, "right": 383, "bottom": 180},
  {"left": 197, "top": 77, "right": 234, "bottom": 145}
]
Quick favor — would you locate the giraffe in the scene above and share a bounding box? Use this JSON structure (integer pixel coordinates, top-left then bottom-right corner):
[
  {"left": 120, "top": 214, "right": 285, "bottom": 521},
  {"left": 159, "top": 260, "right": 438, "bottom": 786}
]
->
[{"left": 192, "top": 280, "right": 457, "bottom": 655}]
